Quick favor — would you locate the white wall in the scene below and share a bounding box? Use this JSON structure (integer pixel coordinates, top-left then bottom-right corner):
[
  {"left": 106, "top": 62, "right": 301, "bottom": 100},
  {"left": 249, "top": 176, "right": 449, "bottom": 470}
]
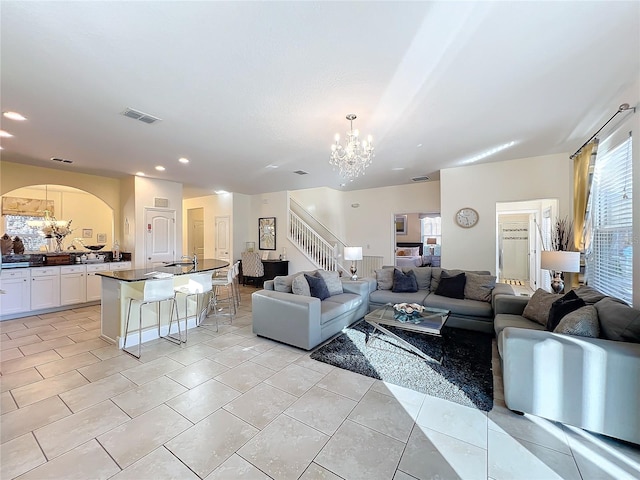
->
[
  {"left": 441, "top": 153, "right": 572, "bottom": 273},
  {"left": 232, "top": 193, "right": 251, "bottom": 263},
  {"left": 133, "top": 176, "right": 183, "bottom": 268}
]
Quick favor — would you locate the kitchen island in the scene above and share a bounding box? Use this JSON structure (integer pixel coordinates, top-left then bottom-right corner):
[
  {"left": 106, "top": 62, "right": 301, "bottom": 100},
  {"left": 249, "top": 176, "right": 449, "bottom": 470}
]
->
[{"left": 97, "top": 259, "right": 229, "bottom": 347}]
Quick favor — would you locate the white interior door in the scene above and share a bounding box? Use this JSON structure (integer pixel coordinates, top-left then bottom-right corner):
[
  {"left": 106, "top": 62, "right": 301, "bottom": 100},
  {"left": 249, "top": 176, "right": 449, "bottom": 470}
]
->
[
  {"left": 215, "top": 216, "right": 230, "bottom": 261},
  {"left": 187, "top": 207, "right": 205, "bottom": 261},
  {"left": 145, "top": 208, "right": 176, "bottom": 268}
]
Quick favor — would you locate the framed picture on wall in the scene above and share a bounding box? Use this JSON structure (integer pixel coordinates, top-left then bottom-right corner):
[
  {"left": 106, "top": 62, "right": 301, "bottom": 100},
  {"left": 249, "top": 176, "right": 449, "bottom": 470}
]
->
[
  {"left": 258, "top": 217, "right": 276, "bottom": 250},
  {"left": 395, "top": 215, "right": 408, "bottom": 235},
  {"left": 97, "top": 233, "right": 107, "bottom": 243},
  {"left": 82, "top": 228, "right": 93, "bottom": 238}
]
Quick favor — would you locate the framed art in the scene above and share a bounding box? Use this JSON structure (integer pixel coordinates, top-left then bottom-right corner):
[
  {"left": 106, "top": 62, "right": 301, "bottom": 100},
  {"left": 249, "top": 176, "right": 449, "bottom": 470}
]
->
[
  {"left": 258, "top": 217, "right": 276, "bottom": 250},
  {"left": 395, "top": 215, "right": 408, "bottom": 235},
  {"left": 97, "top": 233, "right": 107, "bottom": 243},
  {"left": 82, "top": 228, "right": 93, "bottom": 238}
]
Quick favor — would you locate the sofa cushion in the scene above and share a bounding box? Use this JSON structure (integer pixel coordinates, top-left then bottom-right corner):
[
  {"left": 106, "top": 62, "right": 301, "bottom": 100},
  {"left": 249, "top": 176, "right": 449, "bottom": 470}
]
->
[
  {"left": 324, "top": 292, "right": 363, "bottom": 312},
  {"left": 392, "top": 269, "right": 418, "bottom": 293},
  {"left": 522, "top": 289, "right": 561, "bottom": 326},
  {"left": 430, "top": 268, "right": 489, "bottom": 292},
  {"left": 595, "top": 297, "right": 640, "bottom": 343},
  {"left": 494, "top": 313, "right": 545, "bottom": 338},
  {"left": 434, "top": 271, "right": 466, "bottom": 299},
  {"left": 291, "top": 274, "right": 310, "bottom": 296},
  {"left": 574, "top": 285, "right": 608, "bottom": 305},
  {"left": 305, "top": 273, "right": 330, "bottom": 301},
  {"left": 547, "top": 290, "right": 586, "bottom": 331},
  {"left": 464, "top": 272, "right": 496, "bottom": 302},
  {"left": 319, "top": 300, "right": 350, "bottom": 325},
  {"left": 375, "top": 267, "right": 394, "bottom": 290},
  {"left": 316, "top": 270, "right": 343, "bottom": 296},
  {"left": 554, "top": 305, "right": 599, "bottom": 338},
  {"left": 273, "top": 271, "right": 314, "bottom": 293},
  {"left": 402, "top": 266, "right": 431, "bottom": 291},
  {"left": 425, "top": 294, "right": 493, "bottom": 318},
  {"left": 369, "top": 289, "right": 429, "bottom": 306}
]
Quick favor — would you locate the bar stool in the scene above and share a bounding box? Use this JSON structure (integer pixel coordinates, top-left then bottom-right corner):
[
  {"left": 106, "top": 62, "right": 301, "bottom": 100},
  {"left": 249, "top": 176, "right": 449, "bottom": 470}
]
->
[
  {"left": 171, "top": 272, "right": 214, "bottom": 341},
  {"left": 123, "top": 277, "right": 180, "bottom": 359},
  {"left": 208, "top": 268, "right": 236, "bottom": 324},
  {"left": 232, "top": 261, "right": 241, "bottom": 308}
]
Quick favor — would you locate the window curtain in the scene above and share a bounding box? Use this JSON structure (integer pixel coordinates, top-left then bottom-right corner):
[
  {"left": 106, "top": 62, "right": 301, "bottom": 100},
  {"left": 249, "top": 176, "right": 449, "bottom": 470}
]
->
[
  {"left": 1, "top": 197, "right": 54, "bottom": 216},
  {"left": 573, "top": 140, "right": 598, "bottom": 251}
]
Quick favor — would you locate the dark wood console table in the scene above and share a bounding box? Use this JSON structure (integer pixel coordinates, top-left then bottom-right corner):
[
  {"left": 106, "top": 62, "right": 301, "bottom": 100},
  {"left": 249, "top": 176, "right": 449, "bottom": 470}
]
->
[{"left": 240, "top": 259, "right": 289, "bottom": 285}]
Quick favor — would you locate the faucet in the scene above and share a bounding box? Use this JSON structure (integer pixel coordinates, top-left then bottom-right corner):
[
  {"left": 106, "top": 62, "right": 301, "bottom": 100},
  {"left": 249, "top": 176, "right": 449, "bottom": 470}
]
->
[{"left": 180, "top": 254, "right": 198, "bottom": 267}]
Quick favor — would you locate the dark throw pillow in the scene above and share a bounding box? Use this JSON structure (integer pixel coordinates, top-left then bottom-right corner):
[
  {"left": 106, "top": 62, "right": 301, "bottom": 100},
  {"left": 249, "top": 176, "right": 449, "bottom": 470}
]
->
[
  {"left": 523, "top": 289, "right": 561, "bottom": 327},
  {"left": 304, "top": 273, "right": 330, "bottom": 301},
  {"left": 392, "top": 269, "right": 418, "bottom": 293},
  {"left": 434, "top": 272, "right": 466, "bottom": 299},
  {"left": 546, "top": 290, "right": 586, "bottom": 331}
]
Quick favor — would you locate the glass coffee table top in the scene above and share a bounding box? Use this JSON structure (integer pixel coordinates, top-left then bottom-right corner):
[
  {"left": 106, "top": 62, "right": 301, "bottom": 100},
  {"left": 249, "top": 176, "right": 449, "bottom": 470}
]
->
[{"left": 364, "top": 304, "right": 450, "bottom": 364}]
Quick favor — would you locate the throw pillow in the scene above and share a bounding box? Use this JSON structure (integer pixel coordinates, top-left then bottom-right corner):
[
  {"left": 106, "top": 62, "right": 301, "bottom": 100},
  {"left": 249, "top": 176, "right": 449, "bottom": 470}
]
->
[
  {"left": 315, "top": 270, "right": 343, "bottom": 296},
  {"left": 546, "top": 290, "right": 586, "bottom": 331},
  {"left": 397, "top": 250, "right": 406, "bottom": 256},
  {"left": 304, "top": 273, "right": 330, "bottom": 301},
  {"left": 291, "top": 275, "right": 310, "bottom": 296},
  {"left": 392, "top": 269, "right": 418, "bottom": 293},
  {"left": 554, "top": 305, "right": 600, "bottom": 338},
  {"left": 405, "top": 267, "right": 431, "bottom": 291},
  {"left": 434, "top": 271, "right": 466, "bottom": 299},
  {"left": 273, "top": 275, "right": 293, "bottom": 293},
  {"left": 464, "top": 272, "right": 496, "bottom": 302},
  {"left": 595, "top": 297, "right": 640, "bottom": 343},
  {"left": 522, "top": 289, "right": 561, "bottom": 326},
  {"left": 409, "top": 247, "right": 420, "bottom": 256},
  {"left": 430, "top": 268, "right": 465, "bottom": 293},
  {"left": 375, "top": 268, "right": 394, "bottom": 290}
]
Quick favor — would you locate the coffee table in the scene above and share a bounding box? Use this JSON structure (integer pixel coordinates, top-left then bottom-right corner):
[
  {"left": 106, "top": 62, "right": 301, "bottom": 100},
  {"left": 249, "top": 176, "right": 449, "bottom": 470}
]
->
[{"left": 364, "top": 304, "right": 450, "bottom": 364}]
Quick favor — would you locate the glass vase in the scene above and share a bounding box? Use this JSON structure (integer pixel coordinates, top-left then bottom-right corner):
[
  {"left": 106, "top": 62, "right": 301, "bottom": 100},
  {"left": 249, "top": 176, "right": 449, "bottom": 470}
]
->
[{"left": 54, "top": 236, "right": 65, "bottom": 253}]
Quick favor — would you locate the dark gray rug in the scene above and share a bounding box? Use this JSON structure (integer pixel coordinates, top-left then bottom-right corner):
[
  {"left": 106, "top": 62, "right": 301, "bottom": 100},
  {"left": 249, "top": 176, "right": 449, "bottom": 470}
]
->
[{"left": 310, "top": 321, "right": 494, "bottom": 411}]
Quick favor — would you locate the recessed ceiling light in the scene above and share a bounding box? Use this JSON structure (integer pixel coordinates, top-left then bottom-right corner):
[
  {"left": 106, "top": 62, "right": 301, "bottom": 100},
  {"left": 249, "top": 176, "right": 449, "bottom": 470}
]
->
[
  {"left": 0, "top": 130, "right": 14, "bottom": 138},
  {"left": 339, "top": 183, "right": 346, "bottom": 187},
  {"left": 3, "top": 111, "right": 27, "bottom": 121},
  {"left": 178, "top": 157, "right": 189, "bottom": 164},
  {"left": 417, "top": 144, "right": 423, "bottom": 148},
  {"left": 214, "top": 190, "right": 229, "bottom": 195},
  {"left": 391, "top": 167, "right": 405, "bottom": 171},
  {"left": 266, "top": 164, "right": 279, "bottom": 169},
  {"left": 155, "top": 165, "right": 166, "bottom": 171},
  {"left": 135, "top": 172, "right": 145, "bottom": 176}
]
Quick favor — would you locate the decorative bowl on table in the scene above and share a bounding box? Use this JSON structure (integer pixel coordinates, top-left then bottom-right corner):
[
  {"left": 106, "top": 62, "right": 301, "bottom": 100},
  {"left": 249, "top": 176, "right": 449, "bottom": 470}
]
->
[
  {"left": 84, "top": 245, "right": 105, "bottom": 251},
  {"left": 392, "top": 302, "right": 425, "bottom": 324}
]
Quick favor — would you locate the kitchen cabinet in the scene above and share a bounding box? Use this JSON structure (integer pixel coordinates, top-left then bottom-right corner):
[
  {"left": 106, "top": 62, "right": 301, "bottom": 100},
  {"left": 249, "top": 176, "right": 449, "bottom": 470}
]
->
[
  {"left": 0, "top": 269, "right": 31, "bottom": 315},
  {"left": 30, "top": 267, "right": 61, "bottom": 310},
  {"left": 60, "top": 265, "right": 86, "bottom": 306},
  {"left": 109, "top": 262, "right": 132, "bottom": 271},
  {"left": 86, "top": 264, "right": 109, "bottom": 302}
]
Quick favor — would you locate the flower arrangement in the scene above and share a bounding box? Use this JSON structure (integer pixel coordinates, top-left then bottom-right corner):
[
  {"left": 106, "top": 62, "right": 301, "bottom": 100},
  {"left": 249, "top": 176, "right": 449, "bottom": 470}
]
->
[
  {"left": 40, "top": 214, "right": 73, "bottom": 252},
  {"left": 392, "top": 302, "right": 425, "bottom": 323}
]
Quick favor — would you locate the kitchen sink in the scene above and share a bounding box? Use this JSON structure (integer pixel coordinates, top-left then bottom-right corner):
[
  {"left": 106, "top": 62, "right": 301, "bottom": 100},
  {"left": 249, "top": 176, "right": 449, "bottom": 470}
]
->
[{"left": 164, "top": 261, "right": 195, "bottom": 267}]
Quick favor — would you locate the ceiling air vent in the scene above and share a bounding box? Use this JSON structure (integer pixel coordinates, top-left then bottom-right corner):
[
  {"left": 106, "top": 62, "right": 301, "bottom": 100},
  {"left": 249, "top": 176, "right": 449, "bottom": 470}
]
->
[
  {"left": 294, "top": 170, "right": 309, "bottom": 175},
  {"left": 411, "top": 175, "right": 430, "bottom": 182},
  {"left": 154, "top": 197, "right": 169, "bottom": 208},
  {"left": 51, "top": 157, "right": 73, "bottom": 164},
  {"left": 121, "top": 107, "right": 162, "bottom": 125}
]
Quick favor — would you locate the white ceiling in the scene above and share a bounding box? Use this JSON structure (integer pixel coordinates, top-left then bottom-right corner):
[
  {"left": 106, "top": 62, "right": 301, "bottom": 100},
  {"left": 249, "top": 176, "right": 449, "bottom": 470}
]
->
[{"left": 1, "top": 1, "right": 638, "bottom": 198}]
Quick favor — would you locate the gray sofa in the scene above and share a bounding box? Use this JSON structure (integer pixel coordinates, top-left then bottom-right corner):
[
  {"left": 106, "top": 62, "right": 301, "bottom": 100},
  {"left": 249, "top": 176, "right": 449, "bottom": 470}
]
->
[
  {"left": 363, "top": 266, "right": 514, "bottom": 333},
  {"left": 494, "top": 287, "right": 640, "bottom": 445},
  {"left": 252, "top": 270, "right": 369, "bottom": 350}
]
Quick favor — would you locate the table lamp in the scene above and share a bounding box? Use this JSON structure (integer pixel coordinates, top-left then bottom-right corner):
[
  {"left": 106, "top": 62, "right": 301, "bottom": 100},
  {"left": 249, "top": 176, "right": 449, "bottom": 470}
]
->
[
  {"left": 344, "top": 246, "right": 363, "bottom": 280},
  {"left": 540, "top": 250, "right": 581, "bottom": 293}
]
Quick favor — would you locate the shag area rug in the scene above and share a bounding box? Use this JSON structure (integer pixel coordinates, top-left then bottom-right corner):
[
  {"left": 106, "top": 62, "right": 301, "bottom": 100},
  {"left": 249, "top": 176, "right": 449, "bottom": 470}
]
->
[{"left": 310, "top": 321, "right": 494, "bottom": 411}]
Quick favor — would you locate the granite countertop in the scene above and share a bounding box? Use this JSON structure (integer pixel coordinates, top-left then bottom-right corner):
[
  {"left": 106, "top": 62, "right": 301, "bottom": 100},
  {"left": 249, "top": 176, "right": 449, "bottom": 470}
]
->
[{"left": 96, "top": 259, "right": 229, "bottom": 282}]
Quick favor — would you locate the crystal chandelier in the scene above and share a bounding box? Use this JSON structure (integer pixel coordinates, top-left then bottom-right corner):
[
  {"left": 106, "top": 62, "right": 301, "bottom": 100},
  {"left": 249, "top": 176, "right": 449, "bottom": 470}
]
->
[{"left": 330, "top": 114, "right": 374, "bottom": 181}]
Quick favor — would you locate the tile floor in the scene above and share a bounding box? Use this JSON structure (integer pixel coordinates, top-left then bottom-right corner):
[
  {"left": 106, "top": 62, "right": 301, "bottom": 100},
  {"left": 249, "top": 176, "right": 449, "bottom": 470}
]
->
[{"left": 1, "top": 286, "right": 639, "bottom": 480}]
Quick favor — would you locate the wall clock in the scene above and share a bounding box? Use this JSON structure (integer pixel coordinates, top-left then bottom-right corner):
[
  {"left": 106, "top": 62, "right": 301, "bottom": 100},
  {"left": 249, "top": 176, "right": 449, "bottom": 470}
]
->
[{"left": 455, "top": 208, "right": 479, "bottom": 228}]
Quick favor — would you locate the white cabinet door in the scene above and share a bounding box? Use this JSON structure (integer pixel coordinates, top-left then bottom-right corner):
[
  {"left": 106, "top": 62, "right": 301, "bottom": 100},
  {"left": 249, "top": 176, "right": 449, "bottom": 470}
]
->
[
  {"left": 109, "top": 262, "right": 131, "bottom": 271},
  {"left": 30, "top": 268, "right": 61, "bottom": 310},
  {"left": 0, "top": 269, "right": 31, "bottom": 315},
  {"left": 86, "top": 264, "right": 109, "bottom": 301},
  {"left": 60, "top": 267, "right": 86, "bottom": 306}
]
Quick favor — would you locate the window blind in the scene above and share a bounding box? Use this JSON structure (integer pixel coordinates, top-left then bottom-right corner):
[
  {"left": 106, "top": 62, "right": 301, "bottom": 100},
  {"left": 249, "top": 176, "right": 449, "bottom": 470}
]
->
[{"left": 586, "top": 133, "right": 633, "bottom": 305}]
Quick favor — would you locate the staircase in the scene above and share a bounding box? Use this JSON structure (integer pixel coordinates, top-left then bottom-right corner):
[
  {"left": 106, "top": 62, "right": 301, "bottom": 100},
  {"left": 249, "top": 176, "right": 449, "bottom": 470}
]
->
[{"left": 288, "top": 198, "right": 383, "bottom": 277}]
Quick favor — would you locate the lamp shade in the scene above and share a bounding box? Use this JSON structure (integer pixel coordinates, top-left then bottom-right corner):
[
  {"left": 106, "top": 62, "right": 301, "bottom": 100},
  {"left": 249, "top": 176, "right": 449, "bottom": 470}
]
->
[
  {"left": 344, "top": 246, "right": 363, "bottom": 261},
  {"left": 540, "top": 251, "right": 580, "bottom": 272},
  {"left": 426, "top": 237, "right": 437, "bottom": 245}
]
